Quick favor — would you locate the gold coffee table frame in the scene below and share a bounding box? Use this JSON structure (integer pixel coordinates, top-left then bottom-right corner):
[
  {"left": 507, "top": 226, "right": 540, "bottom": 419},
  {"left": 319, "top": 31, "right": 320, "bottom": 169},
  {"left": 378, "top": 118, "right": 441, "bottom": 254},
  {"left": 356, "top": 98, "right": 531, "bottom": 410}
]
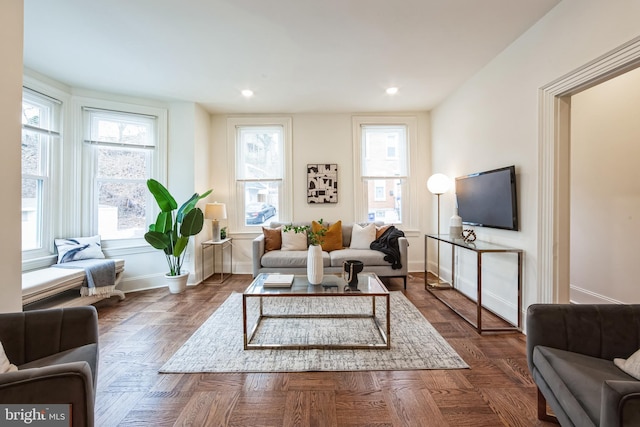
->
[{"left": 242, "top": 273, "right": 390, "bottom": 350}]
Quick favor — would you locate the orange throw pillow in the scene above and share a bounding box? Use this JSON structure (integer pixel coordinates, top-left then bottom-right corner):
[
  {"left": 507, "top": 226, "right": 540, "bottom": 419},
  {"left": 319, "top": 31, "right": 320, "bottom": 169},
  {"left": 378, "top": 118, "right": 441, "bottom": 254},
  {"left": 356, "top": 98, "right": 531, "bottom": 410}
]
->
[
  {"left": 376, "top": 224, "right": 391, "bottom": 239},
  {"left": 262, "top": 227, "right": 282, "bottom": 252},
  {"left": 312, "top": 220, "right": 343, "bottom": 252}
]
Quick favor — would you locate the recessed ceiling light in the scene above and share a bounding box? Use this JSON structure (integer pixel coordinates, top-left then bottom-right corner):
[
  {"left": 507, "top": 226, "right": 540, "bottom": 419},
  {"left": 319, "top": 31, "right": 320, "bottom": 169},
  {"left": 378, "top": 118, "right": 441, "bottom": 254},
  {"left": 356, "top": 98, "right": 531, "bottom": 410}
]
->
[
  {"left": 386, "top": 87, "right": 399, "bottom": 95},
  {"left": 241, "top": 89, "right": 254, "bottom": 98}
]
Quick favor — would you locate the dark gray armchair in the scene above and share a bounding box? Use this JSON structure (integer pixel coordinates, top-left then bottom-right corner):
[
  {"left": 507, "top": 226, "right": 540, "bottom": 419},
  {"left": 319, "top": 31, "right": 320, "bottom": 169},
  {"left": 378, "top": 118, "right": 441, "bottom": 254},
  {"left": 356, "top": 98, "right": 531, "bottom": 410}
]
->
[
  {"left": 0, "top": 306, "right": 99, "bottom": 427},
  {"left": 527, "top": 304, "right": 640, "bottom": 426}
]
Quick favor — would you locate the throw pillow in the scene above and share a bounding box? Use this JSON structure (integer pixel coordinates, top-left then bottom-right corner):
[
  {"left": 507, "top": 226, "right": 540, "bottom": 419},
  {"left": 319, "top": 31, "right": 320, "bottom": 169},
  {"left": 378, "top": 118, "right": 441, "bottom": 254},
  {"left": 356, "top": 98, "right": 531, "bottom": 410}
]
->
[
  {"left": 312, "top": 220, "right": 343, "bottom": 252},
  {"left": 376, "top": 224, "right": 391, "bottom": 239},
  {"left": 0, "top": 342, "right": 17, "bottom": 373},
  {"left": 614, "top": 348, "right": 640, "bottom": 380},
  {"left": 350, "top": 223, "right": 376, "bottom": 249},
  {"left": 281, "top": 228, "right": 308, "bottom": 251},
  {"left": 262, "top": 227, "right": 282, "bottom": 252},
  {"left": 55, "top": 235, "right": 105, "bottom": 264}
]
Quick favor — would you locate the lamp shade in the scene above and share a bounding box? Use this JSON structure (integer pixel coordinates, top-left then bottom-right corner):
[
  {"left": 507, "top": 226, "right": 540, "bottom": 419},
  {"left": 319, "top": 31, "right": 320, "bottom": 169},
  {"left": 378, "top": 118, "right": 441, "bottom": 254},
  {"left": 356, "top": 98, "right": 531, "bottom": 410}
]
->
[
  {"left": 205, "top": 202, "right": 227, "bottom": 220},
  {"left": 427, "top": 173, "right": 451, "bottom": 195}
]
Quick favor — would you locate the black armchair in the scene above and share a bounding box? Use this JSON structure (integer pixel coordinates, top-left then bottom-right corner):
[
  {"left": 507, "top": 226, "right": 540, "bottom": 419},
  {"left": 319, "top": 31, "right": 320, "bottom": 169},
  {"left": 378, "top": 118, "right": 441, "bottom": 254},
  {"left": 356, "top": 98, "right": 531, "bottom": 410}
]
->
[{"left": 0, "top": 306, "right": 99, "bottom": 427}]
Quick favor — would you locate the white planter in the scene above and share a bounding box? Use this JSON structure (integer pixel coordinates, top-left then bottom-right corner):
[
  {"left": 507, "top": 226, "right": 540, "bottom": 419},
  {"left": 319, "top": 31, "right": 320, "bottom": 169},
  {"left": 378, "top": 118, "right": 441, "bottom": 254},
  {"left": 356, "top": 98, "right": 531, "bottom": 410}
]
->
[
  {"left": 165, "top": 271, "right": 189, "bottom": 294},
  {"left": 307, "top": 245, "right": 324, "bottom": 285}
]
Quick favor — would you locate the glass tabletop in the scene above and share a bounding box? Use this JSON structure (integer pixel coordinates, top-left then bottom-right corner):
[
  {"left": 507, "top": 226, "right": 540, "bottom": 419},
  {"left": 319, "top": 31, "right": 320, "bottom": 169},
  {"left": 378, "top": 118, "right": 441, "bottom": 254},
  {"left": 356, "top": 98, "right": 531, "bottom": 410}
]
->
[{"left": 244, "top": 273, "right": 389, "bottom": 296}]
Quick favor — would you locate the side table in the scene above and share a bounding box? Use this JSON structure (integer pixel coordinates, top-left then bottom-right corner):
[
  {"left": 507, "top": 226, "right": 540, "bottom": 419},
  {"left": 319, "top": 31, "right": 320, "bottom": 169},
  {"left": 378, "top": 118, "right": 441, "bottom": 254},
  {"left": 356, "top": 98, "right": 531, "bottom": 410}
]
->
[{"left": 201, "top": 238, "right": 232, "bottom": 283}]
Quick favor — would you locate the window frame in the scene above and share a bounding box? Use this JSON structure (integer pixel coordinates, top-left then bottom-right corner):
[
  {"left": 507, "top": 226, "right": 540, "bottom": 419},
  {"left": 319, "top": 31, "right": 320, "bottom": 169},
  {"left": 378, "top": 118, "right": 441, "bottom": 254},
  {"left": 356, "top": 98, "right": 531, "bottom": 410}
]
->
[
  {"left": 352, "top": 116, "right": 419, "bottom": 228},
  {"left": 227, "top": 117, "right": 292, "bottom": 233},
  {"left": 21, "top": 87, "right": 62, "bottom": 261},
  {"left": 77, "top": 98, "right": 167, "bottom": 248}
]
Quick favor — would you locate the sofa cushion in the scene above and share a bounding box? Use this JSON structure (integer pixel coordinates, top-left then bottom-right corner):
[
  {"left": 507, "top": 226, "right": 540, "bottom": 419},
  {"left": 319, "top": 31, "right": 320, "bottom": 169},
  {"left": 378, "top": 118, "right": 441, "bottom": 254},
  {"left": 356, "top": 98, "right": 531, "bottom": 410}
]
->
[
  {"left": 533, "top": 346, "right": 636, "bottom": 426},
  {"left": 312, "top": 220, "right": 343, "bottom": 252},
  {"left": 261, "top": 250, "right": 331, "bottom": 268},
  {"left": 614, "top": 347, "right": 640, "bottom": 380},
  {"left": 0, "top": 342, "right": 17, "bottom": 373},
  {"left": 376, "top": 225, "right": 391, "bottom": 239},
  {"left": 329, "top": 248, "right": 388, "bottom": 267},
  {"left": 55, "top": 235, "right": 105, "bottom": 263},
  {"left": 350, "top": 223, "right": 376, "bottom": 249},
  {"left": 262, "top": 227, "right": 282, "bottom": 252},
  {"left": 281, "top": 228, "right": 307, "bottom": 251}
]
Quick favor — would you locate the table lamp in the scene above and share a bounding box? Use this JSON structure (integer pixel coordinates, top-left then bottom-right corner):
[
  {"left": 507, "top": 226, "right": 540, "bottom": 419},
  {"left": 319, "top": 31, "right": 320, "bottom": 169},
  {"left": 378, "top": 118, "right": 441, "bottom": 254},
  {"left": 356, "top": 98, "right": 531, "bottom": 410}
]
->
[{"left": 205, "top": 202, "right": 227, "bottom": 242}]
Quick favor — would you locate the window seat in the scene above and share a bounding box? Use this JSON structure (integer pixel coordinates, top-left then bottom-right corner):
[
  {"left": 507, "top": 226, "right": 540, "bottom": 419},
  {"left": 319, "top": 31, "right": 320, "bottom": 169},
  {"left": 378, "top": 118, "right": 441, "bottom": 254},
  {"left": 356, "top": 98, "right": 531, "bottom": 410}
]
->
[{"left": 22, "top": 259, "right": 125, "bottom": 309}]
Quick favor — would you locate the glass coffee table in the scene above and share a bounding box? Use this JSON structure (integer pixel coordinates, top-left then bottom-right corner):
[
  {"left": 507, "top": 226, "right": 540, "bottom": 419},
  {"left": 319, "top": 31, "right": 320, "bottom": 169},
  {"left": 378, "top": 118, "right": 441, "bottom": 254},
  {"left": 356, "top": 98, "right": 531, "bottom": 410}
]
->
[{"left": 242, "top": 273, "right": 390, "bottom": 350}]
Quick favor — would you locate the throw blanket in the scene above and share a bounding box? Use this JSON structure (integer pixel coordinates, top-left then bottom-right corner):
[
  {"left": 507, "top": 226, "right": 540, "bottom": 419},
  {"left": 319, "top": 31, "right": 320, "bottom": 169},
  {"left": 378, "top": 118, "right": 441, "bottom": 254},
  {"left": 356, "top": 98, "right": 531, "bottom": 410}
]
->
[
  {"left": 52, "top": 259, "right": 117, "bottom": 297},
  {"left": 370, "top": 226, "right": 406, "bottom": 270}
]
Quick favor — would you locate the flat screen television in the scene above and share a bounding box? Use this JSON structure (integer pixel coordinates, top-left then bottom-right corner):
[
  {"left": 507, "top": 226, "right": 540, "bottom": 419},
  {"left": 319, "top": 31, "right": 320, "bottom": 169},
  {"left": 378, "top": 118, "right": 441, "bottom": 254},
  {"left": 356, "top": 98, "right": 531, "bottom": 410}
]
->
[{"left": 455, "top": 165, "right": 518, "bottom": 231}]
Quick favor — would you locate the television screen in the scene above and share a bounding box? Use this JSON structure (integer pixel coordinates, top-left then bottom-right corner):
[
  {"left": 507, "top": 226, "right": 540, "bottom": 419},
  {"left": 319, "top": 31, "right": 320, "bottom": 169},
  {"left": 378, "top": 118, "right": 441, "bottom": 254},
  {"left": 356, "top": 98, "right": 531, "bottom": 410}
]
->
[{"left": 455, "top": 165, "right": 518, "bottom": 231}]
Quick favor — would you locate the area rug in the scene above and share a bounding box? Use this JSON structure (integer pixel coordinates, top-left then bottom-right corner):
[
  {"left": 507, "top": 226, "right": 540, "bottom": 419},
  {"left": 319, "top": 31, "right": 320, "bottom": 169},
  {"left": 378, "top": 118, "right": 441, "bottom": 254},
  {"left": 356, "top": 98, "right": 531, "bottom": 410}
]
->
[{"left": 159, "top": 291, "right": 468, "bottom": 373}]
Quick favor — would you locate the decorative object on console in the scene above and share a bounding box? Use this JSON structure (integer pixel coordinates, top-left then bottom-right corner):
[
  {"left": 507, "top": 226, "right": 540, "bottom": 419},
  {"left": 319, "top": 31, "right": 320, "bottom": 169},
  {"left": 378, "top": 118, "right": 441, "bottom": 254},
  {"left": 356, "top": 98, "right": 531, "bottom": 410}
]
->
[
  {"left": 343, "top": 260, "right": 364, "bottom": 288},
  {"left": 449, "top": 196, "right": 463, "bottom": 239},
  {"left": 427, "top": 173, "right": 452, "bottom": 288},
  {"left": 462, "top": 229, "right": 477, "bottom": 243},
  {"left": 144, "top": 179, "right": 212, "bottom": 294},
  {"left": 205, "top": 202, "right": 227, "bottom": 242},
  {"left": 220, "top": 226, "right": 227, "bottom": 240},
  {"left": 307, "top": 164, "right": 338, "bottom": 204}
]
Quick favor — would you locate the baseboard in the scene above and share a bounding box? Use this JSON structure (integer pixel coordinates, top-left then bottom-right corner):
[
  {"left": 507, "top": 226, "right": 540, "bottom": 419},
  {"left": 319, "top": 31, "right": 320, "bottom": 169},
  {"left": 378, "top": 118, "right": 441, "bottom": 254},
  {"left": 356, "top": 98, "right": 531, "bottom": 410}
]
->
[{"left": 569, "top": 285, "right": 624, "bottom": 304}]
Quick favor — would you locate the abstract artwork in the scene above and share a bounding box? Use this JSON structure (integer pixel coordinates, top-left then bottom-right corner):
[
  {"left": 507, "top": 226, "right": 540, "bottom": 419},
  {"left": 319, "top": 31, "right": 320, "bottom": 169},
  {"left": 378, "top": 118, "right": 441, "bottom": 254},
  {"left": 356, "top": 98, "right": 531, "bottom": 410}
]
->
[{"left": 307, "top": 164, "right": 338, "bottom": 204}]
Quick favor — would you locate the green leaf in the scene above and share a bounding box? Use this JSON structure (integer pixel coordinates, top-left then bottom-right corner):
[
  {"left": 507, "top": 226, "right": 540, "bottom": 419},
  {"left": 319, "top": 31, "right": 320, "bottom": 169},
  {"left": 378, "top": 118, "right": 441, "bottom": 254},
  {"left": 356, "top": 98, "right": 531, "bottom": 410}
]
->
[
  {"left": 173, "top": 236, "right": 189, "bottom": 258},
  {"left": 177, "top": 189, "right": 212, "bottom": 223},
  {"left": 154, "top": 212, "right": 173, "bottom": 234},
  {"left": 147, "top": 179, "right": 177, "bottom": 212},
  {"left": 180, "top": 208, "right": 204, "bottom": 236},
  {"left": 144, "top": 231, "right": 170, "bottom": 250}
]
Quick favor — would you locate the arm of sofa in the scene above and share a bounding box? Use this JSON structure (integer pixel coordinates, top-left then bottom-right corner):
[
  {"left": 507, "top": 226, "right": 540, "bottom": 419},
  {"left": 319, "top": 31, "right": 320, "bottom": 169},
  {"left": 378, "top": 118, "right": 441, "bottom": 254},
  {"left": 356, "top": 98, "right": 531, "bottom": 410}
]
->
[
  {"left": 252, "top": 234, "right": 266, "bottom": 278},
  {"left": 0, "top": 362, "right": 95, "bottom": 426},
  {"left": 600, "top": 380, "right": 640, "bottom": 427},
  {"left": 526, "top": 304, "right": 640, "bottom": 372},
  {"left": 398, "top": 236, "right": 408, "bottom": 275}
]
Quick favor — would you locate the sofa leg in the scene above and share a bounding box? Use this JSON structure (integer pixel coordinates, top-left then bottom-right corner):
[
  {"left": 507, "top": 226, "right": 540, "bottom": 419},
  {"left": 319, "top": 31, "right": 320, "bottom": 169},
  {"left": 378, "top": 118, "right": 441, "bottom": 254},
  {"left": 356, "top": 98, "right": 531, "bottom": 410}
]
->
[
  {"left": 403, "top": 276, "right": 407, "bottom": 290},
  {"left": 537, "top": 388, "right": 559, "bottom": 424}
]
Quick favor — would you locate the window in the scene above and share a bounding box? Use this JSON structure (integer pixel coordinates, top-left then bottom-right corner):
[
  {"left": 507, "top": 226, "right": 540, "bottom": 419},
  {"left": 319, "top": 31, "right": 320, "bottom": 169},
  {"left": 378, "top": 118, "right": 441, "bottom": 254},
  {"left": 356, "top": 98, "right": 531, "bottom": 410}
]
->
[
  {"left": 83, "top": 108, "right": 157, "bottom": 240},
  {"left": 353, "top": 117, "right": 417, "bottom": 226},
  {"left": 227, "top": 117, "right": 292, "bottom": 231},
  {"left": 21, "top": 89, "right": 61, "bottom": 252}
]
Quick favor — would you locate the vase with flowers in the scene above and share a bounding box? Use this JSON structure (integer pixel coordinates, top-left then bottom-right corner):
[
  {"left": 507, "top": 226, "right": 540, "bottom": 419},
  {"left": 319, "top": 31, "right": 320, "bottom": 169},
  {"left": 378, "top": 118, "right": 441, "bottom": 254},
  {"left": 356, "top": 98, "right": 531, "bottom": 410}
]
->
[{"left": 283, "top": 219, "right": 327, "bottom": 284}]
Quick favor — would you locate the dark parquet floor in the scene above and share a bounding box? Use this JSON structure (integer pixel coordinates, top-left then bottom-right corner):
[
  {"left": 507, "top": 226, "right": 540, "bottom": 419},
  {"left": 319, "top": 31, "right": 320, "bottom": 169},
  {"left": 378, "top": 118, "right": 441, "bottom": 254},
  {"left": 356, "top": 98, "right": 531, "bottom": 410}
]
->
[{"left": 91, "top": 272, "right": 555, "bottom": 426}]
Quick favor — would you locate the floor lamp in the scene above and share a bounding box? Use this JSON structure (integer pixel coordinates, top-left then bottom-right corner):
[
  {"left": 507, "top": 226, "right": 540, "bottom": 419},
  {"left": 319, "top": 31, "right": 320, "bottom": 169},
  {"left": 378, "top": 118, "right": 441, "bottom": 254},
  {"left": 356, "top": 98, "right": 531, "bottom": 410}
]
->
[
  {"left": 427, "top": 173, "right": 451, "bottom": 288},
  {"left": 205, "top": 202, "right": 227, "bottom": 242}
]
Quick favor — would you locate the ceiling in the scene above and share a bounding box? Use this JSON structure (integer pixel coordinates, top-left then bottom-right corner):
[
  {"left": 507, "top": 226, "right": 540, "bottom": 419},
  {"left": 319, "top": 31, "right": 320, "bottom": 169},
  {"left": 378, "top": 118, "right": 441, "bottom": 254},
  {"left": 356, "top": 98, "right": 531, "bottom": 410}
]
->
[{"left": 23, "top": 0, "right": 560, "bottom": 114}]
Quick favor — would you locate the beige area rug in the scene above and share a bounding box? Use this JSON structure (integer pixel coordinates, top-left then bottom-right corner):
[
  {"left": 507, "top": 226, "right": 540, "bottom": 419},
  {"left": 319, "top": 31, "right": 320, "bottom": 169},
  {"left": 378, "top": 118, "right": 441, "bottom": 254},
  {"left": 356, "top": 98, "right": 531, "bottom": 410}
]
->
[{"left": 159, "top": 292, "right": 468, "bottom": 373}]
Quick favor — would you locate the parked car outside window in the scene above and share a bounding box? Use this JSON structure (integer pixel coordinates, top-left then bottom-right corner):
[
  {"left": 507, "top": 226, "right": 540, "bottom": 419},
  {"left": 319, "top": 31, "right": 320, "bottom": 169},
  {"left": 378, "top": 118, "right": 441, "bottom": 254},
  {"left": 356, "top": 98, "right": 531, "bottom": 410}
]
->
[{"left": 245, "top": 203, "right": 276, "bottom": 224}]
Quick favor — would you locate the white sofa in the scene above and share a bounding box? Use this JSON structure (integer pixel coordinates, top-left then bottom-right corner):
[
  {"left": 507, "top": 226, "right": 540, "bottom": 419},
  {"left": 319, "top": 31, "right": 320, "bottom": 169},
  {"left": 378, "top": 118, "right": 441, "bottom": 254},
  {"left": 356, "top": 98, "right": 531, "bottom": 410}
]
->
[{"left": 252, "top": 222, "right": 408, "bottom": 288}]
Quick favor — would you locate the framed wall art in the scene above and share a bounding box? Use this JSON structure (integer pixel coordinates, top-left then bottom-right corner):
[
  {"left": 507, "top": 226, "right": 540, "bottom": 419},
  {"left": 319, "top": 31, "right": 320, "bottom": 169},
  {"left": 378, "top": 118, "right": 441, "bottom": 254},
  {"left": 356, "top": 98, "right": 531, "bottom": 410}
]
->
[{"left": 307, "top": 164, "right": 338, "bottom": 204}]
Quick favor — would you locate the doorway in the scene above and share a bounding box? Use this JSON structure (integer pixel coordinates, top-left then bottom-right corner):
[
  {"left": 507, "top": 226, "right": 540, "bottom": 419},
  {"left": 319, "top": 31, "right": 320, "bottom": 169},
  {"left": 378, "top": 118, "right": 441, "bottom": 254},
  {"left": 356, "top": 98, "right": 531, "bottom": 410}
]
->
[{"left": 538, "top": 36, "right": 640, "bottom": 303}]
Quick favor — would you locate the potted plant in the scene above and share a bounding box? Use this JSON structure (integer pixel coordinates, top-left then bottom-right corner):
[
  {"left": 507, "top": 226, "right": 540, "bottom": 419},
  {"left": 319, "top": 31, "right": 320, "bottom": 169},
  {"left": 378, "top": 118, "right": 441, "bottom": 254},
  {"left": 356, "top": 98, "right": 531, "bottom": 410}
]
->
[
  {"left": 283, "top": 219, "right": 327, "bottom": 284},
  {"left": 144, "top": 179, "right": 212, "bottom": 293}
]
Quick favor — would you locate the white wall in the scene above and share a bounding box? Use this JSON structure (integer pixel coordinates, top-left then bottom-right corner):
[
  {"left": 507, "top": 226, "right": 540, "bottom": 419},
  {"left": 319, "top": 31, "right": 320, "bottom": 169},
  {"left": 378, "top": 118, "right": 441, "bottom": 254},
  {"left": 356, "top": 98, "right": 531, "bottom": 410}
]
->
[
  {"left": 209, "top": 112, "right": 432, "bottom": 275},
  {"left": 570, "top": 67, "right": 640, "bottom": 304},
  {"left": 430, "top": 0, "right": 640, "bottom": 316},
  {"left": 0, "top": 1, "right": 24, "bottom": 313}
]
